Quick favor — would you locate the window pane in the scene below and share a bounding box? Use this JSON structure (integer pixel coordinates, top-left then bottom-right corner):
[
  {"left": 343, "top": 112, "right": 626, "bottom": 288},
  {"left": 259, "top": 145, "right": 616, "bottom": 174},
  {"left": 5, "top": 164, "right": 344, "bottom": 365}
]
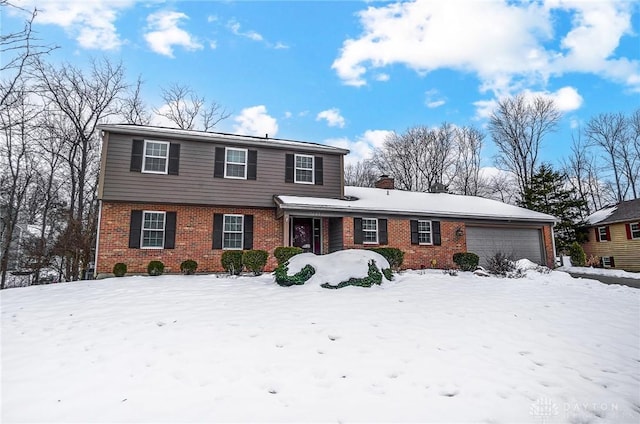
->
[
  {"left": 418, "top": 221, "right": 431, "bottom": 233},
  {"left": 224, "top": 215, "right": 243, "bottom": 232},
  {"left": 296, "top": 155, "right": 313, "bottom": 169},
  {"left": 226, "top": 149, "right": 246, "bottom": 164},
  {"left": 362, "top": 219, "right": 377, "bottom": 231},
  {"left": 144, "top": 157, "right": 166, "bottom": 172},
  {"left": 142, "top": 230, "right": 164, "bottom": 247},
  {"left": 296, "top": 169, "right": 313, "bottom": 182},
  {"left": 631, "top": 224, "right": 640, "bottom": 238},
  {"left": 418, "top": 232, "right": 431, "bottom": 244},
  {"left": 599, "top": 227, "right": 607, "bottom": 239},
  {"left": 363, "top": 231, "right": 377, "bottom": 243},
  {"left": 144, "top": 213, "right": 165, "bottom": 230},
  {"left": 223, "top": 233, "right": 243, "bottom": 249},
  {"left": 146, "top": 142, "right": 167, "bottom": 157},
  {"left": 226, "top": 163, "right": 246, "bottom": 178}
]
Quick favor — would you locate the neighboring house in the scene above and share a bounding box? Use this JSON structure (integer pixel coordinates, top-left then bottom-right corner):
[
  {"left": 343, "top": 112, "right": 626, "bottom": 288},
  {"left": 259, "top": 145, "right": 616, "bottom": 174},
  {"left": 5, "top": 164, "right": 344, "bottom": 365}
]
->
[
  {"left": 581, "top": 199, "right": 640, "bottom": 272},
  {"left": 95, "top": 124, "right": 557, "bottom": 276}
]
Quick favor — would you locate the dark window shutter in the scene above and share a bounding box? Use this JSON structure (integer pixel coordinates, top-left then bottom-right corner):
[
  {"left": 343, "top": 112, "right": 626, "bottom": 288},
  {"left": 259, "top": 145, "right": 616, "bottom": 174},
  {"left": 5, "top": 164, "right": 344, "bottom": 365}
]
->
[
  {"left": 128, "top": 210, "right": 143, "bottom": 248},
  {"left": 378, "top": 219, "right": 388, "bottom": 245},
  {"left": 354, "top": 218, "right": 363, "bottom": 244},
  {"left": 605, "top": 226, "right": 611, "bottom": 241},
  {"left": 164, "top": 212, "right": 176, "bottom": 249},
  {"left": 610, "top": 256, "right": 615, "bottom": 267},
  {"left": 285, "top": 154, "right": 294, "bottom": 183},
  {"left": 130, "top": 140, "right": 143, "bottom": 172},
  {"left": 595, "top": 227, "right": 601, "bottom": 242},
  {"left": 314, "top": 156, "right": 323, "bottom": 185},
  {"left": 247, "top": 150, "right": 257, "bottom": 180},
  {"left": 168, "top": 143, "right": 180, "bottom": 175},
  {"left": 625, "top": 224, "right": 632, "bottom": 240},
  {"left": 213, "top": 214, "right": 223, "bottom": 249},
  {"left": 243, "top": 215, "right": 254, "bottom": 250},
  {"left": 214, "top": 147, "right": 225, "bottom": 178},
  {"left": 410, "top": 220, "right": 419, "bottom": 244},
  {"left": 433, "top": 221, "right": 441, "bottom": 246}
]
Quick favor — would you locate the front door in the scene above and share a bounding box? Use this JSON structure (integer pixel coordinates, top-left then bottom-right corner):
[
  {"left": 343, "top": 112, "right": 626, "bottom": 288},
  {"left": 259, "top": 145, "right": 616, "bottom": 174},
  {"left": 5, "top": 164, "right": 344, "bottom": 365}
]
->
[{"left": 291, "top": 218, "right": 321, "bottom": 254}]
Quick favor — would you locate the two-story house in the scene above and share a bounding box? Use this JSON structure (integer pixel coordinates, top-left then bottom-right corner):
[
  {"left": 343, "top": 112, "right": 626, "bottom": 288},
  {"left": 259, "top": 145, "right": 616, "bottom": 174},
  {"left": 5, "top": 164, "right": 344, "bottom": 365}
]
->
[{"left": 95, "top": 124, "right": 557, "bottom": 276}]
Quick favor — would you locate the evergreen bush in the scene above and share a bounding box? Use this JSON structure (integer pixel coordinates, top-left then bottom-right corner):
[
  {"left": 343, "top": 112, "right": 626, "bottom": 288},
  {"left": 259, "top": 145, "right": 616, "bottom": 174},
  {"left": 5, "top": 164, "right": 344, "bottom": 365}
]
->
[
  {"left": 113, "top": 262, "right": 127, "bottom": 277},
  {"left": 382, "top": 267, "right": 394, "bottom": 281},
  {"left": 242, "top": 250, "right": 269, "bottom": 275},
  {"left": 368, "top": 247, "right": 404, "bottom": 270},
  {"left": 275, "top": 263, "right": 315, "bottom": 286},
  {"left": 568, "top": 241, "right": 586, "bottom": 267},
  {"left": 485, "top": 252, "right": 514, "bottom": 277},
  {"left": 273, "top": 246, "right": 304, "bottom": 265},
  {"left": 147, "top": 260, "right": 165, "bottom": 276},
  {"left": 322, "top": 260, "right": 385, "bottom": 289},
  {"left": 180, "top": 259, "right": 198, "bottom": 275},
  {"left": 452, "top": 252, "right": 480, "bottom": 271},
  {"left": 221, "top": 251, "right": 243, "bottom": 275}
]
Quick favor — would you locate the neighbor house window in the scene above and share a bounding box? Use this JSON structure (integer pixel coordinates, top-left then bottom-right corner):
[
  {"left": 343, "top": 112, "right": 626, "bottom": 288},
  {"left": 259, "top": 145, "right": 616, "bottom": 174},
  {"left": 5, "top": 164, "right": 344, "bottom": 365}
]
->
[
  {"left": 141, "top": 211, "right": 165, "bottom": 248},
  {"left": 418, "top": 220, "right": 432, "bottom": 244},
  {"left": 295, "top": 154, "right": 314, "bottom": 183},
  {"left": 602, "top": 256, "right": 613, "bottom": 267},
  {"left": 362, "top": 218, "right": 378, "bottom": 244},
  {"left": 631, "top": 223, "right": 640, "bottom": 239},
  {"left": 598, "top": 226, "right": 608, "bottom": 242},
  {"left": 142, "top": 140, "right": 169, "bottom": 174},
  {"left": 225, "top": 148, "right": 247, "bottom": 179},
  {"left": 223, "top": 214, "right": 244, "bottom": 249}
]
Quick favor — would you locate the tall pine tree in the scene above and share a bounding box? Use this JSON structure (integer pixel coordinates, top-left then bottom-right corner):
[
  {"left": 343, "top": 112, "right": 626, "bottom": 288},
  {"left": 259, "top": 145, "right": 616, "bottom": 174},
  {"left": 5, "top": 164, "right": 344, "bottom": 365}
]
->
[{"left": 518, "top": 163, "right": 588, "bottom": 252}]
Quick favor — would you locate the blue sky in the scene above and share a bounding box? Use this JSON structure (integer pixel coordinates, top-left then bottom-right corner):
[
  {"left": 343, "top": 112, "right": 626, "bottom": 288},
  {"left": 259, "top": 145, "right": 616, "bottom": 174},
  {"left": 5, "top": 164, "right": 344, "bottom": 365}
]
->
[{"left": 5, "top": 0, "right": 640, "bottom": 168}]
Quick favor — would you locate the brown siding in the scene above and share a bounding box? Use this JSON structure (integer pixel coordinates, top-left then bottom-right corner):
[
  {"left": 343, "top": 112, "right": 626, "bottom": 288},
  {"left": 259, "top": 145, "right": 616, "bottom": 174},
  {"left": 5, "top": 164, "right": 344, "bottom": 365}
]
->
[
  {"left": 582, "top": 222, "right": 640, "bottom": 272},
  {"left": 101, "top": 133, "right": 343, "bottom": 207}
]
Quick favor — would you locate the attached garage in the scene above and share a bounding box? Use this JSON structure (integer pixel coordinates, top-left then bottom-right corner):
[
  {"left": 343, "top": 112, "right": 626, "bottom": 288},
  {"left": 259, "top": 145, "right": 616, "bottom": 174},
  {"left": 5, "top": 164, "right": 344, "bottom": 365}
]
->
[{"left": 466, "top": 226, "right": 546, "bottom": 266}]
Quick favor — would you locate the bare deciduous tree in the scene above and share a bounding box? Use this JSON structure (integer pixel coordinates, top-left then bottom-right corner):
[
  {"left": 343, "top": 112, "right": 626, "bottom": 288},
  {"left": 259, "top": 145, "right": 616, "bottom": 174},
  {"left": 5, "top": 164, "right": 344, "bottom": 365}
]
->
[
  {"left": 488, "top": 94, "right": 560, "bottom": 199},
  {"left": 344, "top": 160, "right": 378, "bottom": 187},
  {"left": 153, "top": 83, "right": 230, "bottom": 130},
  {"left": 120, "top": 75, "right": 151, "bottom": 125},
  {"left": 452, "top": 126, "right": 485, "bottom": 196}
]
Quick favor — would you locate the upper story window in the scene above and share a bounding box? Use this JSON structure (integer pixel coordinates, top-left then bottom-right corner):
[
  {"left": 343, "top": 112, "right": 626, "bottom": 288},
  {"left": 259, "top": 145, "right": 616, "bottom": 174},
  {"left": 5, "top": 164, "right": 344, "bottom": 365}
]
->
[
  {"left": 362, "top": 218, "right": 378, "bottom": 244},
  {"left": 225, "top": 148, "right": 247, "bottom": 179},
  {"left": 598, "top": 226, "right": 608, "bottom": 242},
  {"left": 295, "top": 154, "right": 314, "bottom": 184},
  {"left": 143, "top": 140, "right": 169, "bottom": 174},
  {"left": 142, "top": 211, "right": 165, "bottom": 248},
  {"left": 418, "top": 220, "right": 432, "bottom": 245},
  {"left": 223, "top": 214, "right": 244, "bottom": 249},
  {"left": 630, "top": 223, "right": 640, "bottom": 239}
]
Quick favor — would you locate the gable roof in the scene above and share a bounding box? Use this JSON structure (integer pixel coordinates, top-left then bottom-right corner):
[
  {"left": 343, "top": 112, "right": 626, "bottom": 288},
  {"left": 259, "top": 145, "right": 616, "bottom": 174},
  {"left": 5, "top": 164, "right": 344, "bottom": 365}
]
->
[
  {"left": 275, "top": 186, "right": 557, "bottom": 223},
  {"left": 585, "top": 198, "right": 640, "bottom": 226},
  {"left": 98, "top": 124, "right": 350, "bottom": 155}
]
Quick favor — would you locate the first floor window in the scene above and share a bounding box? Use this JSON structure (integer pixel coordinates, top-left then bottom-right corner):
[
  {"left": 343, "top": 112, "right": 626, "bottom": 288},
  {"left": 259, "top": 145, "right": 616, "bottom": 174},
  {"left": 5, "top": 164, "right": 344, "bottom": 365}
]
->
[
  {"left": 223, "top": 214, "right": 243, "bottom": 249},
  {"left": 631, "top": 223, "right": 640, "bottom": 239},
  {"left": 602, "top": 256, "right": 613, "bottom": 267},
  {"left": 362, "top": 218, "right": 378, "bottom": 244},
  {"left": 598, "top": 226, "right": 608, "bottom": 241},
  {"left": 142, "top": 211, "right": 165, "bottom": 248},
  {"left": 295, "top": 154, "right": 314, "bottom": 183},
  {"left": 225, "top": 148, "right": 247, "bottom": 179},
  {"left": 143, "top": 140, "right": 169, "bottom": 173},
  {"left": 418, "top": 220, "right": 432, "bottom": 244}
]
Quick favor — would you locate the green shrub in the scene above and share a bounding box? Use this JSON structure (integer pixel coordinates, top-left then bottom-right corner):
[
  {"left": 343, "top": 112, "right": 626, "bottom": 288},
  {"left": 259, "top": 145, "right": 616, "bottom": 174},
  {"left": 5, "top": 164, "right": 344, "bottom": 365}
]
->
[
  {"left": 273, "top": 246, "right": 304, "bottom": 265},
  {"left": 382, "top": 267, "right": 394, "bottom": 281},
  {"left": 113, "top": 262, "right": 127, "bottom": 277},
  {"left": 243, "top": 250, "right": 269, "bottom": 275},
  {"left": 368, "top": 247, "right": 404, "bottom": 270},
  {"left": 147, "top": 260, "right": 165, "bottom": 276},
  {"left": 180, "top": 259, "right": 198, "bottom": 275},
  {"left": 221, "top": 251, "right": 243, "bottom": 275},
  {"left": 452, "top": 252, "right": 480, "bottom": 271},
  {"left": 275, "top": 263, "right": 315, "bottom": 287},
  {"left": 322, "top": 260, "right": 385, "bottom": 289},
  {"left": 485, "top": 252, "right": 514, "bottom": 277},
  {"left": 568, "top": 242, "right": 586, "bottom": 267}
]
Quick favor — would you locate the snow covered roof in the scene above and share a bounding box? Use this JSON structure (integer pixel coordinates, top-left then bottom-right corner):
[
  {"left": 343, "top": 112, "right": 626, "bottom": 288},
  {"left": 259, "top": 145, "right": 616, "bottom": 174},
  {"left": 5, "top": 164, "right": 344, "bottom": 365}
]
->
[
  {"left": 585, "top": 198, "right": 640, "bottom": 226},
  {"left": 98, "top": 124, "right": 349, "bottom": 155},
  {"left": 275, "top": 186, "right": 557, "bottom": 223}
]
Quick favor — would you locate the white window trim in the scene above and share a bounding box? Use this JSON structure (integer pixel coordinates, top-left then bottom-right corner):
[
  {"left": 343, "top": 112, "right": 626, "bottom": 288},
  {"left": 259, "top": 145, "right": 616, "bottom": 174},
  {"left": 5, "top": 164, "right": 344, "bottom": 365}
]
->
[
  {"left": 598, "top": 226, "right": 608, "bottom": 242},
  {"left": 630, "top": 222, "right": 640, "bottom": 240},
  {"left": 142, "top": 140, "right": 170, "bottom": 174},
  {"left": 418, "top": 219, "right": 433, "bottom": 245},
  {"left": 224, "top": 147, "right": 248, "bottom": 179},
  {"left": 141, "top": 210, "right": 166, "bottom": 249},
  {"left": 362, "top": 218, "right": 378, "bottom": 245},
  {"left": 602, "top": 256, "right": 612, "bottom": 267},
  {"left": 222, "top": 214, "right": 244, "bottom": 250},
  {"left": 294, "top": 154, "right": 314, "bottom": 184}
]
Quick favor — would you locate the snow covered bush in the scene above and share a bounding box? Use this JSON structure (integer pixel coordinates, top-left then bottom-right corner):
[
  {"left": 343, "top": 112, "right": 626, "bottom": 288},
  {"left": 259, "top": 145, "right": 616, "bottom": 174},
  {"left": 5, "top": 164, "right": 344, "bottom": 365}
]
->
[
  {"left": 275, "top": 263, "right": 315, "bottom": 287},
  {"left": 368, "top": 247, "right": 404, "bottom": 270},
  {"left": 242, "top": 250, "right": 268, "bottom": 275},
  {"left": 452, "top": 252, "right": 479, "bottom": 271},
  {"left": 568, "top": 241, "right": 586, "bottom": 267},
  {"left": 221, "top": 251, "right": 243, "bottom": 275},
  {"left": 274, "top": 246, "right": 303, "bottom": 265},
  {"left": 147, "top": 261, "right": 164, "bottom": 276},
  {"left": 180, "top": 260, "right": 198, "bottom": 275},
  {"left": 485, "top": 252, "right": 515, "bottom": 277},
  {"left": 112, "top": 262, "right": 127, "bottom": 277},
  {"left": 322, "top": 259, "right": 384, "bottom": 289}
]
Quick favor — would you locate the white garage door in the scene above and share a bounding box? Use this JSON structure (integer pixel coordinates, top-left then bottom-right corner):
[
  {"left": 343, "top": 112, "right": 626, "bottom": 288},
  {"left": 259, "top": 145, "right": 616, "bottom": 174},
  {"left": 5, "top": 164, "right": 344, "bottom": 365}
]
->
[{"left": 466, "top": 227, "right": 544, "bottom": 266}]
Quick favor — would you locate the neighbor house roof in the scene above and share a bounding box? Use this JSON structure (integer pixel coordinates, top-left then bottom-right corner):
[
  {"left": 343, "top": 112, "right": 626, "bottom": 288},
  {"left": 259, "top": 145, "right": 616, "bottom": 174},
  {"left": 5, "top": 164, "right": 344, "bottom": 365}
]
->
[
  {"left": 98, "top": 124, "right": 350, "bottom": 155},
  {"left": 275, "top": 186, "right": 557, "bottom": 223},
  {"left": 585, "top": 198, "right": 640, "bottom": 226}
]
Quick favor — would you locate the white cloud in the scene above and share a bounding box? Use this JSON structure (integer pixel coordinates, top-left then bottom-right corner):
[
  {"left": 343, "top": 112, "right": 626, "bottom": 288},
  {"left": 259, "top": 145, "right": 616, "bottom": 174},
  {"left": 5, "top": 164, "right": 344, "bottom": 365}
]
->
[
  {"left": 326, "top": 129, "right": 393, "bottom": 165},
  {"left": 332, "top": 0, "right": 639, "bottom": 92},
  {"left": 284, "top": 111, "right": 292, "bottom": 119},
  {"left": 474, "top": 85, "right": 583, "bottom": 119},
  {"left": 144, "top": 10, "right": 203, "bottom": 58},
  {"left": 227, "top": 19, "right": 288, "bottom": 49},
  {"left": 316, "top": 108, "right": 346, "bottom": 128},
  {"left": 274, "top": 42, "right": 290, "bottom": 50},
  {"left": 425, "top": 89, "right": 446, "bottom": 109},
  {"left": 14, "top": 0, "right": 134, "bottom": 50},
  {"left": 375, "top": 73, "right": 390, "bottom": 82},
  {"left": 233, "top": 105, "right": 278, "bottom": 137}
]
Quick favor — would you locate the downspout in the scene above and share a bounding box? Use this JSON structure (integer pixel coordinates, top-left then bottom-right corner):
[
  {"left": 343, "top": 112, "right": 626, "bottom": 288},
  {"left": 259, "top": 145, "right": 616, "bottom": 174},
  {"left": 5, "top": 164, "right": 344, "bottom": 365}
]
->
[{"left": 93, "top": 200, "right": 102, "bottom": 278}]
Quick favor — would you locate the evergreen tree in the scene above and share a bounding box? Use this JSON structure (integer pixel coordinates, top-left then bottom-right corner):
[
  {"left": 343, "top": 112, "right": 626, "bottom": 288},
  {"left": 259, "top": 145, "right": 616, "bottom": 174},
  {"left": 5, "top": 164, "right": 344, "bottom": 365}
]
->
[{"left": 518, "top": 163, "right": 588, "bottom": 252}]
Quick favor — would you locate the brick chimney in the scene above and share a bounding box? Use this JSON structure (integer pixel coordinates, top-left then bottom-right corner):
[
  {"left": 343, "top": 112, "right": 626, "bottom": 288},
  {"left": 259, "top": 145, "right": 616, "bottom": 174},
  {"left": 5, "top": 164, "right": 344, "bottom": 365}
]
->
[{"left": 375, "top": 175, "right": 395, "bottom": 190}]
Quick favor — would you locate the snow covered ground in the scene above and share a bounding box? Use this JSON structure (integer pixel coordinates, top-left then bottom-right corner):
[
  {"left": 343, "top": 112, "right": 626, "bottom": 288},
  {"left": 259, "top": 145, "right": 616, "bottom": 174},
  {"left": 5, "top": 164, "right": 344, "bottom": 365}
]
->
[
  {"left": 2, "top": 264, "right": 639, "bottom": 423},
  {"left": 557, "top": 261, "right": 640, "bottom": 280}
]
